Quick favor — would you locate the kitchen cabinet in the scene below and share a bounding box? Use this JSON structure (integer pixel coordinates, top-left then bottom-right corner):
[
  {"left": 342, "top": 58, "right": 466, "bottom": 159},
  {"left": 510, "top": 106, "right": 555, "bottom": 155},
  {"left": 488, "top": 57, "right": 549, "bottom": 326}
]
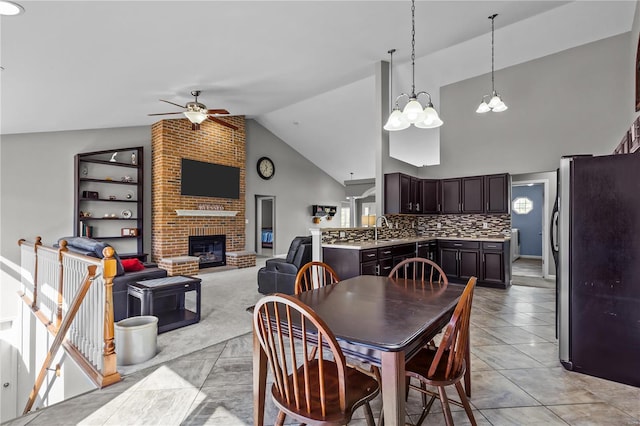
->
[
  {"left": 462, "top": 176, "right": 484, "bottom": 213},
  {"left": 384, "top": 173, "right": 422, "bottom": 214},
  {"left": 484, "top": 173, "right": 510, "bottom": 214},
  {"left": 441, "top": 179, "right": 461, "bottom": 213},
  {"left": 323, "top": 241, "right": 417, "bottom": 279},
  {"left": 421, "top": 179, "right": 440, "bottom": 214},
  {"left": 441, "top": 177, "right": 483, "bottom": 214},
  {"left": 417, "top": 240, "right": 438, "bottom": 262},
  {"left": 438, "top": 240, "right": 480, "bottom": 281},
  {"left": 480, "top": 241, "right": 511, "bottom": 287}
]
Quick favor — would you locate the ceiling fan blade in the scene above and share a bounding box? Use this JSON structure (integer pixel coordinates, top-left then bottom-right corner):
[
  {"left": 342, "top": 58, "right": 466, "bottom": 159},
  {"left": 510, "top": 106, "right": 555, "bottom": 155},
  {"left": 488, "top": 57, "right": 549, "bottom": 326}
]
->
[
  {"left": 206, "top": 109, "right": 230, "bottom": 115},
  {"left": 160, "top": 99, "right": 186, "bottom": 109},
  {"left": 208, "top": 116, "right": 239, "bottom": 131},
  {"left": 148, "top": 112, "right": 184, "bottom": 116}
]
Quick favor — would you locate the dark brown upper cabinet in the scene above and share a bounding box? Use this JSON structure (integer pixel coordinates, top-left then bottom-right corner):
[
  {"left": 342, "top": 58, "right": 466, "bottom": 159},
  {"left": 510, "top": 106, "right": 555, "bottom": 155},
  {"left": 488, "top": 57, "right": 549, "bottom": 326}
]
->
[
  {"left": 484, "top": 173, "right": 510, "bottom": 214},
  {"left": 441, "top": 178, "right": 462, "bottom": 213},
  {"left": 385, "top": 173, "right": 422, "bottom": 214},
  {"left": 421, "top": 179, "right": 440, "bottom": 214},
  {"left": 461, "top": 176, "right": 484, "bottom": 213}
]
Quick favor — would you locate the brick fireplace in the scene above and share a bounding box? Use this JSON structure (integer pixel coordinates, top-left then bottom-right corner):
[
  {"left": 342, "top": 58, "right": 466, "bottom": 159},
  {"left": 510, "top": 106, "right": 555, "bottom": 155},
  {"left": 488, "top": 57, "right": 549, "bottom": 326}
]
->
[{"left": 151, "top": 117, "right": 254, "bottom": 274}]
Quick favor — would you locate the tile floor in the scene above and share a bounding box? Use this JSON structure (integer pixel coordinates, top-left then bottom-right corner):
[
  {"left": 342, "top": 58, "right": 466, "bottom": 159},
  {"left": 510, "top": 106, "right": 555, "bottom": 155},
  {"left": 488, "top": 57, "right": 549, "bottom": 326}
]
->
[{"left": 5, "top": 281, "right": 640, "bottom": 425}]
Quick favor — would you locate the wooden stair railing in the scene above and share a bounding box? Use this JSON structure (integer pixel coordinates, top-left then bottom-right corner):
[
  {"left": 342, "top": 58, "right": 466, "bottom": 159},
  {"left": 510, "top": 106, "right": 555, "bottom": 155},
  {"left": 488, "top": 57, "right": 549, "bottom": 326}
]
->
[{"left": 18, "top": 239, "right": 121, "bottom": 414}]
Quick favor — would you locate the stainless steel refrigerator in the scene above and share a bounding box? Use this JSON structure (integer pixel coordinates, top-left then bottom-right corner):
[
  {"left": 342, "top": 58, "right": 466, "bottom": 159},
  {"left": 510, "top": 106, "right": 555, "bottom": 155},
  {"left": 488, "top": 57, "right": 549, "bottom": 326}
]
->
[{"left": 552, "top": 154, "right": 640, "bottom": 387}]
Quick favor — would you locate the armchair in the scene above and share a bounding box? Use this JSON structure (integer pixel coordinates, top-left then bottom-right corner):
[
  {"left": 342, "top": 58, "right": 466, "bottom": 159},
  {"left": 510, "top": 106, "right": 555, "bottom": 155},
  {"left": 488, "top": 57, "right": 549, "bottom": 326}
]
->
[{"left": 257, "top": 236, "right": 312, "bottom": 295}]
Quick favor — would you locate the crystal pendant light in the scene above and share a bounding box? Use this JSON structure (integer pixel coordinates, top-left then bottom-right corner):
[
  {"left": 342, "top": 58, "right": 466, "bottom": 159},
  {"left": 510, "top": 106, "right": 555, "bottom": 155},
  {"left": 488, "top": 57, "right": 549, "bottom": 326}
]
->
[
  {"left": 476, "top": 14, "right": 508, "bottom": 114},
  {"left": 384, "top": 0, "right": 442, "bottom": 131}
]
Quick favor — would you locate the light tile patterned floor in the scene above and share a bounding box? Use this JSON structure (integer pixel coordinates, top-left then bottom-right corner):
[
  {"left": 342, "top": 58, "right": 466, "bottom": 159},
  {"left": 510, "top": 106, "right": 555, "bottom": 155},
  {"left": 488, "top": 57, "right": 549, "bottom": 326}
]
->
[{"left": 5, "top": 281, "right": 640, "bottom": 425}]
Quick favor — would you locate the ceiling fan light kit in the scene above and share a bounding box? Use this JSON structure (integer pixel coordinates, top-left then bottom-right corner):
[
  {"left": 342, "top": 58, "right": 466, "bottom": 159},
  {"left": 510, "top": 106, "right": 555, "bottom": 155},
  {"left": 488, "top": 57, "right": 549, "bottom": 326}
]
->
[
  {"left": 149, "top": 90, "right": 239, "bottom": 131},
  {"left": 384, "top": 0, "right": 443, "bottom": 132},
  {"left": 476, "top": 14, "right": 508, "bottom": 114}
]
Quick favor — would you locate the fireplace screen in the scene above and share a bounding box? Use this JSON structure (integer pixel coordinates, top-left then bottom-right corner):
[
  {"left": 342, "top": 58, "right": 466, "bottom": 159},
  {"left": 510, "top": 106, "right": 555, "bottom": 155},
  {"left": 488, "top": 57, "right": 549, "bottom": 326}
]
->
[{"left": 188, "top": 235, "right": 226, "bottom": 268}]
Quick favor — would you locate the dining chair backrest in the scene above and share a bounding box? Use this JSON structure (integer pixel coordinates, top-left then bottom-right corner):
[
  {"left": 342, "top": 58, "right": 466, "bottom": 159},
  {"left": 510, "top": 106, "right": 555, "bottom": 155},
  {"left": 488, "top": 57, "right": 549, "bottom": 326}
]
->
[
  {"left": 253, "top": 293, "right": 349, "bottom": 418},
  {"left": 428, "top": 276, "right": 476, "bottom": 380},
  {"left": 295, "top": 261, "right": 340, "bottom": 294},
  {"left": 388, "top": 257, "right": 448, "bottom": 288}
]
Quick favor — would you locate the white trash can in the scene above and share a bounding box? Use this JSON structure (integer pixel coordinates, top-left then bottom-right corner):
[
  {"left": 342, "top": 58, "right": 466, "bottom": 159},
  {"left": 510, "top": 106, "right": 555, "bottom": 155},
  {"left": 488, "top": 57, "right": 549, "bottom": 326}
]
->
[{"left": 115, "top": 316, "right": 158, "bottom": 365}]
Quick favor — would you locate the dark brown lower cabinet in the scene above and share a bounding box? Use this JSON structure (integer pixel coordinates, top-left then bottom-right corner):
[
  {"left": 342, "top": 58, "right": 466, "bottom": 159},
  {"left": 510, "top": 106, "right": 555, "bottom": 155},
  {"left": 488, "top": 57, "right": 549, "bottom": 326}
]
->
[
  {"left": 439, "top": 241, "right": 480, "bottom": 282},
  {"left": 325, "top": 239, "right": 510, "bottom": 288},
  {"left": 439, "top": 240, "right": 511, "bottom": 288},
  {"left": 481, "top": 241, "right": 511, "bottom": 287}
]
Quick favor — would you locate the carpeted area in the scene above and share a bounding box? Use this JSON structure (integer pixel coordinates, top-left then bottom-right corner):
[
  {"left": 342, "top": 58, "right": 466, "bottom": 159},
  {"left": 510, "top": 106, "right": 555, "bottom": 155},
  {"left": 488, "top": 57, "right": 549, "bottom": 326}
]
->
[{"left": 117, "top": 258, "right": 266, "bottom": 376}]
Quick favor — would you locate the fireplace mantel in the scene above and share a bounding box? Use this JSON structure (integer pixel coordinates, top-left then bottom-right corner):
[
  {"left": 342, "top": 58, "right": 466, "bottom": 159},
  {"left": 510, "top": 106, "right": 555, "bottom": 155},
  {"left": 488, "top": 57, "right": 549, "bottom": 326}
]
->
[{"left": 176, "top": 210, "right": 238, "bottom": 217}]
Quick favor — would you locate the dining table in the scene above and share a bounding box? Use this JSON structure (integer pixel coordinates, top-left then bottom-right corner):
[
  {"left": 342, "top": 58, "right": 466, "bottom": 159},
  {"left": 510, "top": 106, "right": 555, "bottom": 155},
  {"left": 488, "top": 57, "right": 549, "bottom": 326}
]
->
[{"left": 252, "top": 274, "right": 468, "bottom": 426}]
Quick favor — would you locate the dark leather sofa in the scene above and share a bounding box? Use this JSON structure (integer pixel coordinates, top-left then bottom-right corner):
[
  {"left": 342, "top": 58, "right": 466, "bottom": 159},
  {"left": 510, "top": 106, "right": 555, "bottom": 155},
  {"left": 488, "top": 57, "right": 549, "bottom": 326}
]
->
[
  {"left": 58, "top": 237, "right": 167, "bottom": 322},
  {"left": 257, "top": 236, "right": 312, "bottom": 295}
]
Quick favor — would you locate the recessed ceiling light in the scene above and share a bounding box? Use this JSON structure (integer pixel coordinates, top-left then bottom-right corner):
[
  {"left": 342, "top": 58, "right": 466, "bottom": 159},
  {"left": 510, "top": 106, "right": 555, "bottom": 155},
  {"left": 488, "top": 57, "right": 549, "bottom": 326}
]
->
[{"left": 0, "top": 1, "right": 25, "bottom": 16}]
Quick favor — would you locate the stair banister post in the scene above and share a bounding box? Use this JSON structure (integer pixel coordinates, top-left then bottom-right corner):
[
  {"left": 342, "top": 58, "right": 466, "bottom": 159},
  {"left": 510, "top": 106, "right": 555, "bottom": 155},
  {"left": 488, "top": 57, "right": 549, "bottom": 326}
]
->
[
  {"left": 56, "top": 240, "right": 68, "bottom": 329},
  {"left": 32, "top": 236, "right": 42, "bottom": 309},
  {"left": 100, "top": 247, "right": 120, "bottom": 384}
]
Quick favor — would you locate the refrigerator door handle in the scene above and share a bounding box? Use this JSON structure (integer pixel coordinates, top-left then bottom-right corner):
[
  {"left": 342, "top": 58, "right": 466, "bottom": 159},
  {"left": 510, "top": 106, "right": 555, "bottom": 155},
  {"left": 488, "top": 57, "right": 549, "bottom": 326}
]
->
[{"left": 550, "top": 209, "right": 559, "bottom": 254}]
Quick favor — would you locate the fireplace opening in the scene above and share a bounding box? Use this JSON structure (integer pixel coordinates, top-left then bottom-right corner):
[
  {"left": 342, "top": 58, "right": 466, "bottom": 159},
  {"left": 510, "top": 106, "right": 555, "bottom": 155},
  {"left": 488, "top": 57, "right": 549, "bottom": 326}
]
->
[{"left": 189, "top": 235, "right": 226, "bottom": 268}]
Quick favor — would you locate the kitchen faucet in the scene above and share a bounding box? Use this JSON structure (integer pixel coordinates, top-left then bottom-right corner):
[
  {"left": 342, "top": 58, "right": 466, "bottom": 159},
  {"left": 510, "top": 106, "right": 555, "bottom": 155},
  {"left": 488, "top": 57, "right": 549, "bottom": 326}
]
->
[{"left": 374, "top": 215, "right": 391, "bottom": 242}]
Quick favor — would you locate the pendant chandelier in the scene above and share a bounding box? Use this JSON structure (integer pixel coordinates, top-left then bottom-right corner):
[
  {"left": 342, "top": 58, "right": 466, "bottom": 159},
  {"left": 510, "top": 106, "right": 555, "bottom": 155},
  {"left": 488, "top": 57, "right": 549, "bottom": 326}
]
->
[
  {"left": 384, "top": 0, "right": 443, "bottom": 131},
  {"left": 476, "top": 14, "right": 508, "bottom": 113}
]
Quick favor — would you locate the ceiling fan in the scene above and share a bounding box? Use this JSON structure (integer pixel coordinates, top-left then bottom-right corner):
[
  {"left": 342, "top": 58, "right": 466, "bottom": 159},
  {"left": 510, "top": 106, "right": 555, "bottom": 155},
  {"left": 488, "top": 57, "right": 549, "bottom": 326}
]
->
[{"left": 148, "top": 90, "right": 238, "bottom": 131}]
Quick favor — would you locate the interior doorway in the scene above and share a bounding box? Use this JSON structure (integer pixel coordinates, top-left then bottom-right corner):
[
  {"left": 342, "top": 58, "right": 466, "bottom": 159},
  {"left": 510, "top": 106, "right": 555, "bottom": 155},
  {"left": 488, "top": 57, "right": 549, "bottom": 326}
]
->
[
  {"left": 255, "top": 195, "right": 275, "bottom": 257},
  {"left": 511, "top": 182, "right": 546, "bottom": 278}
]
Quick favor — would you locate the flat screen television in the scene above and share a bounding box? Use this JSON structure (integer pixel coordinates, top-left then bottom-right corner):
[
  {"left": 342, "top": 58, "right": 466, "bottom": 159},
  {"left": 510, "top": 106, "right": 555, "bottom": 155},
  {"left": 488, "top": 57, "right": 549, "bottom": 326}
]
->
[{"left": 180, "top": 158, "right": 240, "bottom": 199}]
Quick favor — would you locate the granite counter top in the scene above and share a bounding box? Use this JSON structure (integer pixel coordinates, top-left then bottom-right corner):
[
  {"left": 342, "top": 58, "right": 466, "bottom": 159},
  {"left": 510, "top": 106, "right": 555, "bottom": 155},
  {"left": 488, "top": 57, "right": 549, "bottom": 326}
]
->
[{"left": 323, "top": 236, "right": 509, "bottom": 250}]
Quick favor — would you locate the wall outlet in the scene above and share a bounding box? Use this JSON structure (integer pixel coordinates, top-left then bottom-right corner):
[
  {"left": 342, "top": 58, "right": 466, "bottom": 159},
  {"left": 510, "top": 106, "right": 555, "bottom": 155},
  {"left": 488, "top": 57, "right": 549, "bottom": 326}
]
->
[
  {"left": 339, "top": 231, "right": 346, "bottom": 238},
  {"left": 436, "top": 223, "right": 442, "bottom": 229},
  {"left": 483, "top": 222, "right": 488, "bottom": 229}
]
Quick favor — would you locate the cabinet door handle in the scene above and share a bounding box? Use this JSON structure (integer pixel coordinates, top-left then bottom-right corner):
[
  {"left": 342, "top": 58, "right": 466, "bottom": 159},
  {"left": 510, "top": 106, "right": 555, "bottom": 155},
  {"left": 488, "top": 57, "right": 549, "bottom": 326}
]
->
[
  {"left": 409, "top": 202, "right": 412, "bottom": 210},
  {"left": 483, "top": 254, "right": 486, "bottom": 263},
  {"left": 486, "top": 245, "right": 497, "bottom": 248},
  {"left": 453, "top": 243, "right": 462, "bottom": 247},
  {"left": 486, "top": 202, "right": 489, "bottom": 211},
  {"left": 382, "top": 266, "right": 391, "bottom": 271},
  {"left": 416, "top": 203, "right": 420, "bottom": 211},
  {"left": 375, "top": 264, "right": 380, "bottom": 275},
  {"left": 367, "top": 253, "right": 375, "bottom": 258},
  {"left": 437, "top": 203, "right": 441, "bottom": 212},
  {"left": 382, "top": 250, "right": 391, "bottom": 255},
  {"left": 459, "top": 203, "right": 461, "bottom": 211}
]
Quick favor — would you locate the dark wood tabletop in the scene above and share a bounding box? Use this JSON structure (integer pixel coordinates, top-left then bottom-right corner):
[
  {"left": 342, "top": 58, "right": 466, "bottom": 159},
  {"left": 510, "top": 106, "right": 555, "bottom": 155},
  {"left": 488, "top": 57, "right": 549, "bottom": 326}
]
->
[
  {"left": 253, "top": 274, "right": 467, "bottom": 426},
  {"left": 295, "top": 275, "right": 464, "bottom": 353}
]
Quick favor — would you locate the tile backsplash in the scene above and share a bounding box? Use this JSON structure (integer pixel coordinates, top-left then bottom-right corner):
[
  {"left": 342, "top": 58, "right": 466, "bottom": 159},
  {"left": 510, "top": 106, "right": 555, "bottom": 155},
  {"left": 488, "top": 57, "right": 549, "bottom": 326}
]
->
[{"left": 322, "top": 213, "right": 511, "bottom": 243}]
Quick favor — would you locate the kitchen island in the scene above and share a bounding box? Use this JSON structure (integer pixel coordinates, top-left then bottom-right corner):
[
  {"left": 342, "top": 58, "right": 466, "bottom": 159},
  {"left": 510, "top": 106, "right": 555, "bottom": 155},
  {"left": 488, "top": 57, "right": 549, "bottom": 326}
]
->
[{"left": 322, "top": 236, "right": 511, "bottom": 288}]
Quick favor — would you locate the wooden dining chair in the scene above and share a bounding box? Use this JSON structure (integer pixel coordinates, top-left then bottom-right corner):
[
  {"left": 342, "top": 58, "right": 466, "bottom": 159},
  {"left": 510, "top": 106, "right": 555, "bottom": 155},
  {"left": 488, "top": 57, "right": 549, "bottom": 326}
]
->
[
  {"left": 404, "top": 276, "right": 477, "bottom": 426},
  {"left": 253, "top": 293, "right": 380, "bottom": 426},
  {"left": 294, "top": 261, "right": 340, "bottom": 294},
  {"left": 388, "top": 257, "right": 448, "bottom": 289}
]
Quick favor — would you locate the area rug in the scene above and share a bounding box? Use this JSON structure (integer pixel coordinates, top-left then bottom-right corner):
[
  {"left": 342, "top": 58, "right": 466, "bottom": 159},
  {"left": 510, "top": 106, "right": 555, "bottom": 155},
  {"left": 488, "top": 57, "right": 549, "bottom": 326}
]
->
[
  {"left": 512, "top": 274, "right": 556, "bottom": 289},
  {"left": 117, "top": 258, "right": 266, "bottom": 375}
]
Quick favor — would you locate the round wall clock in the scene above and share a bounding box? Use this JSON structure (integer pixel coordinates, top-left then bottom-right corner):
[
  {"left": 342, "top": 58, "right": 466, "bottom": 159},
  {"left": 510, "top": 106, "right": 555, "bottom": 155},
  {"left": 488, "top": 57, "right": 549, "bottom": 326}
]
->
[{"left": 257, "top": 157, "right": 275, "bottom": 180}]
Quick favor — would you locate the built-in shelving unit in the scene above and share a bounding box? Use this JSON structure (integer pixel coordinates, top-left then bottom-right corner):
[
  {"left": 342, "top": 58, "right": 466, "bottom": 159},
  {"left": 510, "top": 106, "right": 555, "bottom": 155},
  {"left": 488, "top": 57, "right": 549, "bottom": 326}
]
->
[{"left": 74, "top": 147, "right": 144, "bottom": 256}]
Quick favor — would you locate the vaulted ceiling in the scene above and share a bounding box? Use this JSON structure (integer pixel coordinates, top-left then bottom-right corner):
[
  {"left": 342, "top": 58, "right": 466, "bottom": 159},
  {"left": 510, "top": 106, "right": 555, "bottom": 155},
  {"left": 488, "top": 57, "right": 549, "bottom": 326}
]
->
[{"left": 1, "top": 1, "right": 634, "bottom": 183}]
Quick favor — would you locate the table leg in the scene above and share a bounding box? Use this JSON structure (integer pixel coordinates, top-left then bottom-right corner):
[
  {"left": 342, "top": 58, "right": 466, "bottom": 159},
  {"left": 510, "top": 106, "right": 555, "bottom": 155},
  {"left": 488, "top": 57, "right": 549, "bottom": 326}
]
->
[
  {"left": 195, "top": 283, "right": 201, "bottom": 322},
  {"left": 253, "top": 330, "right": 267, "bottom": 426},
  {"left": 380, "top": 351, "right": 405, "bottom": 426}
]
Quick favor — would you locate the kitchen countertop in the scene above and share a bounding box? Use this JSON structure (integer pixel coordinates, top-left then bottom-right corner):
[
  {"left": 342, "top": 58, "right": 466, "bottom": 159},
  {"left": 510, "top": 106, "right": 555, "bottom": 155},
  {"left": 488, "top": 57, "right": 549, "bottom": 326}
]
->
[{"left": 323, "top": 236, "right": 510, "bottom": 250}]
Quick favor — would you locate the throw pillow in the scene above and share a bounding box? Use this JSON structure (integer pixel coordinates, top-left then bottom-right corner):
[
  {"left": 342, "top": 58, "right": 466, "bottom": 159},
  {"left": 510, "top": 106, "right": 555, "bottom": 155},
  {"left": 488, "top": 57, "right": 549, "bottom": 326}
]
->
[{"left": 121, "top": 258, "right": 145, "bottom": 272}]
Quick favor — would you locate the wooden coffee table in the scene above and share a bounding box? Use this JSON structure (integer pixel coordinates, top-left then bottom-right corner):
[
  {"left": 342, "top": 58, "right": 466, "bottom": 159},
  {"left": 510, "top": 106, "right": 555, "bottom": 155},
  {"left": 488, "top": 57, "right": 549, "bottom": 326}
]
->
[{"left": 128, "top": 275, "right": 201, "bottom": 333}]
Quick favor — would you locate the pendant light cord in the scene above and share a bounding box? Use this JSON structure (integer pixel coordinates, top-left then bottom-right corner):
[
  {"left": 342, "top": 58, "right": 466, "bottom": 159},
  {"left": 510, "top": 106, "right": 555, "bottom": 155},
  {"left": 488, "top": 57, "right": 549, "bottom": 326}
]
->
[
  {"left": 411, "top": 0, "right": 416, "bottom": 97},
  {"left": 490, "top": 13, "right": 497, "bottom": 94}
]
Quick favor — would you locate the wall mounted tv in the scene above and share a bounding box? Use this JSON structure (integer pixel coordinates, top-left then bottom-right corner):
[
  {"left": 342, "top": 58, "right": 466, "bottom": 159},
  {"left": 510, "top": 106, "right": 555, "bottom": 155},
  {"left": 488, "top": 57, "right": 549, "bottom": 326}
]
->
[{"left": 180, "top": 159, "right": 240, "bottom": 199}]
